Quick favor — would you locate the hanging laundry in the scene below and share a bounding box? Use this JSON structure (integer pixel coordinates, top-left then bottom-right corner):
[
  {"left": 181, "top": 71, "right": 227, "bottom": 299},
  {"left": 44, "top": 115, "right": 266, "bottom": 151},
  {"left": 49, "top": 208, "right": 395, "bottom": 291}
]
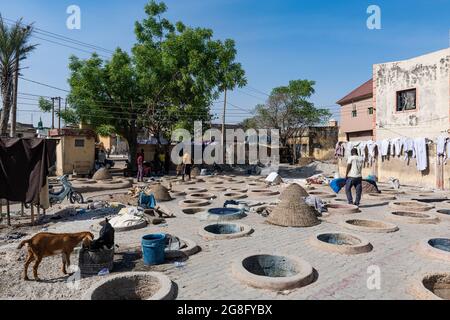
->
[
  {"left": 436, "top": 135, "right": 449, "bottom": 165},
  {"left": 334, "top": 142, "right": 345, "bottom": 158},
  {"left": 413, "top": 137, "right": 428, "bottom": 171},
  {"left": 379, "top": 139, "right": 390, "bottom": 157},
  {"left": 357, "top": 141, "right": 367, "bottom": 161},
  {"left": 391, "top": 138, "right": 403, "bottom": 157},
  {"left": 366, "top": 140, "right": 378, "bottom": 166},
  {"left": 403, "top": 138, "right": 415, "bottom": 162}
]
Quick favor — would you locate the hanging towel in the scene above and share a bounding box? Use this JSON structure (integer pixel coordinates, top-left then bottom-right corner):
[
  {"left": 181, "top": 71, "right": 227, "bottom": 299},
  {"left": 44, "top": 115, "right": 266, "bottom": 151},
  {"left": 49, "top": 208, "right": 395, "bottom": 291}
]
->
[
  {"left": 391, "top": 138, "right": 403, "bottom": 157},
  {"left": 380, "top": 139, "right": 390, "bottom": 157},
  {"left": 413, "top": 138, "right": 428, "bottom": 171},
  {"left": 403, "top": 138, "right": 415, "bottom": 161},
  {"left": 436, "top": 135, "right": 449, "bottom": 165},
  {"left": 366, "top": 140, "right": 378, "bottom": 166}
]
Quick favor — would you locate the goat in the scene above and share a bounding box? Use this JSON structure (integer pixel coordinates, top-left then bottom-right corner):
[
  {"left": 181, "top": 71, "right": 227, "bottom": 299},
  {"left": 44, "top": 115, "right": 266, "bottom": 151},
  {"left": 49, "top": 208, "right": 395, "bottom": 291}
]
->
[{"left": 17, "top": 231, "right": 94, "bottom": 281}]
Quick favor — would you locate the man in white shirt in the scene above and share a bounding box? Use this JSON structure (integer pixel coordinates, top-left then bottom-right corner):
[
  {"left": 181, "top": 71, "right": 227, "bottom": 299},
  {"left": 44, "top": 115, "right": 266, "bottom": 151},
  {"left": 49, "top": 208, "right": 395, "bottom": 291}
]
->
[{"left": 345, "top": 148, "right": 364, "bottom": 206}]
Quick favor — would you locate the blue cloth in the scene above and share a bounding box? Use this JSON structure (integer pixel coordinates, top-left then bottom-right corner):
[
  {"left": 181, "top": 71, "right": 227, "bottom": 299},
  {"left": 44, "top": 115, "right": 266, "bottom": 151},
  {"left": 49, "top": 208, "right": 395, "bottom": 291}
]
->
[
  {"left": 139, "top": 192, "right": 156, "bottom": 209},
  {"left": 329, "top": 178, "right": 346, "bottom": 193}
]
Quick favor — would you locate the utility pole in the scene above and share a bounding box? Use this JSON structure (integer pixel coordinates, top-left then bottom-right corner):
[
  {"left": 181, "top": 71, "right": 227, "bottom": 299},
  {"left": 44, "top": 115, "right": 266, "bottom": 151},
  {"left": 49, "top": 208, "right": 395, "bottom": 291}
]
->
[
  {"left": 58, "top": 97, "right": 61, "bottom": 130},
  {"left": 10, "top": 52, "right": 19, "bottom": 138},
  {"left": 51, "top": 97, "right": 55, "bottom": 129},
  {"left": 221, "top": 88, "right": 227, "bottom": 163}
]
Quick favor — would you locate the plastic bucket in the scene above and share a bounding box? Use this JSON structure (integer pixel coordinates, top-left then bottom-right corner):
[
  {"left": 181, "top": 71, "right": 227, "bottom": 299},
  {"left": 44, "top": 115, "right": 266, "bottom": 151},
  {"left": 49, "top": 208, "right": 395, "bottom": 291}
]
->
[{"left": 141, "top": 233, "right": 166, "bottom": 265}]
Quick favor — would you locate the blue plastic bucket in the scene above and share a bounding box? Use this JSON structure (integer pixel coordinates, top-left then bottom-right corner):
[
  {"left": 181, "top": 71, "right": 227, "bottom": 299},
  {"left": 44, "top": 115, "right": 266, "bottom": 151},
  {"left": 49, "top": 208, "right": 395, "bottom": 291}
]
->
[{"left": 141, "top": 233, "right": 166, "bottom": 265}]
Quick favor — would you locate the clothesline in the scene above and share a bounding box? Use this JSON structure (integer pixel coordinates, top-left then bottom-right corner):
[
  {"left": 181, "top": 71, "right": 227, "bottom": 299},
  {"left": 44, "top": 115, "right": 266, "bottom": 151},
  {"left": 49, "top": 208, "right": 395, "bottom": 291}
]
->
[{"left": 335, "top": 134, "right": 449, "bottom": 172}]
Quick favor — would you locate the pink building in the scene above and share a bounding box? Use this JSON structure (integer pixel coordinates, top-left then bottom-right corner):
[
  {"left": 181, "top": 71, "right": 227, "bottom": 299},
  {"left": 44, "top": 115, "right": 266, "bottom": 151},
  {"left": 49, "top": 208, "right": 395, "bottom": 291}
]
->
[{"left": 336, "top": 79, "right": 375, "bottom": 141}]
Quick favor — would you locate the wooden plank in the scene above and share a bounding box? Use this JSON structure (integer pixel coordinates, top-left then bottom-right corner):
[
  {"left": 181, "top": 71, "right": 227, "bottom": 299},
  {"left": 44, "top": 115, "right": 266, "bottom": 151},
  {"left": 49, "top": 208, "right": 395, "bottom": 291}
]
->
[
  {"left": 6, "top": 200, "right": 11, "bottom": 226},
  {"left": 31, "top": 205, "right": 34, "bottom": 225}
]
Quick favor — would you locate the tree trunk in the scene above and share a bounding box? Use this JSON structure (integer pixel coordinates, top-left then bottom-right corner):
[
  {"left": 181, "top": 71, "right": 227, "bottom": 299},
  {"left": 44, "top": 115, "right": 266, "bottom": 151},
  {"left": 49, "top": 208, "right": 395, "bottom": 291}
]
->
[
  {"left": 10, "top": 58, "right": 19, "bottom": 138},
  {"left": 0, "top": 75, "right": 13, "bottom": 136}
]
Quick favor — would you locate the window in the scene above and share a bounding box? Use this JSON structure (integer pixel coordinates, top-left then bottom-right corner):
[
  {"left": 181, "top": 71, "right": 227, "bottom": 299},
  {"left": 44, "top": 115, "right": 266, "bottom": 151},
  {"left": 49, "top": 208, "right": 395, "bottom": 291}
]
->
[
  {"left": 368, "top": 107, "right": 374, "bottom": 115},
  {"left": 74, "top": 139, "right": 85, "bottom": 147},
  {"left": 396, "top": 89, "right": 416, "bottom": 111},
  {"left": 351, "top": 104, "right": 357, "bottom": 117}
]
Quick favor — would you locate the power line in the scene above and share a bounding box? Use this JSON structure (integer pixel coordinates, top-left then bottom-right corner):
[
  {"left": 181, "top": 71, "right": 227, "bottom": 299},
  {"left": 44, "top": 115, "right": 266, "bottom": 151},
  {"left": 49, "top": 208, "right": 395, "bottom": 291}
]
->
[
  {"left": 2, "top": 16, "right": 114, "bottom": 55},
  {"left": 19, "top": 77, "right": 70, "bottom": 93}
]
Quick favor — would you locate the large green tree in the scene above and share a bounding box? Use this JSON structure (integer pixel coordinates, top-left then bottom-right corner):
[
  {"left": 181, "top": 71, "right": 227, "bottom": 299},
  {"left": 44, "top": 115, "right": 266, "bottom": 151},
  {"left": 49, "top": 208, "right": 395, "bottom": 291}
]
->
[
  {"left": 64, "top": 1, "right": 246, "bottom": 167},
  {"left": 241, "top": 79, "right": 331, "bottom": 160}
]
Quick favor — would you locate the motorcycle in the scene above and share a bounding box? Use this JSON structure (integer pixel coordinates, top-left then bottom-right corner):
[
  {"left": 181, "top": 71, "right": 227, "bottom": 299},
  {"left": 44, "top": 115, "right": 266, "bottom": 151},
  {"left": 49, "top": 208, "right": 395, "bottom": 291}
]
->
[{"left": 49, "top": 175, "right": 84, "bottom": 204}]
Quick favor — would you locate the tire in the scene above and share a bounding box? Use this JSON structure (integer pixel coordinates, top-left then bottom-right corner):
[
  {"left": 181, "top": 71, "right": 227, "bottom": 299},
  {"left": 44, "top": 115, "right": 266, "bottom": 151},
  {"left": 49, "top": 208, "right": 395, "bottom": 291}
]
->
[{"left": 69, "top": 191, "right": 84, "bottom": 204}]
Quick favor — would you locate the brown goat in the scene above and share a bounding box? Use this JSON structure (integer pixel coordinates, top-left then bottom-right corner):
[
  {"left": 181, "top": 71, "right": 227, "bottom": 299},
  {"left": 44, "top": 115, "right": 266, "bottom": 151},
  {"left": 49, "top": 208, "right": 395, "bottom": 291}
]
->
[{"left": 17, "top": 231, "right": 94, "bottom": 281}]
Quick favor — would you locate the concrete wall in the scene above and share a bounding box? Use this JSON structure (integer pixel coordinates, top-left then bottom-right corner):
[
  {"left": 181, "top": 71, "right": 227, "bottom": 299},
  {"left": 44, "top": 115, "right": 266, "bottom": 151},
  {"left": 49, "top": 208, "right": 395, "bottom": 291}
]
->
[
  {"left": 375, "top": 48, "right": 450, "bottom": 140},
  {"left": 56, "top": 135, "right": 95, "bottom": 175},
  {"left": 373, "top": 48, "right": 450, "bottom": 188},
  {"left": 340, "top": 97, "right": 375, "bottom": 135}
]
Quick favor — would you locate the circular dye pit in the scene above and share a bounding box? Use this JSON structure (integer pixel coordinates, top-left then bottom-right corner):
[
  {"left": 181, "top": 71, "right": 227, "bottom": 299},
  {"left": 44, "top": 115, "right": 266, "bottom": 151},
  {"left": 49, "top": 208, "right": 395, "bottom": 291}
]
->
[
  {"left": 389, "top": 211, "right": 439, "bottom": 224},
  {"left": 410, "top": 273, "right": 450, "bottom": 300},
  {"left": 232, "top": 254, "right": 314, "bottom": 290},
  {"left": 389, "top": 201, "right": 434, "bottom": 212},
  {"left": 419, "top": 238, "right": 450, "bottom": 262},
  {"left": 165, "top": 237, "right": 200, "bottom": 258},
  {"left": 228, "top": 188, "right": 248, "bottom": 193},
  {"left": 413, "top": 195, "right": 448, "bottom": 203},
  {"left": 210, "top": 186, "right": 227, "bottom": 192},
  {"left": 169, "top": 191, "right": 186, "bottom": 197},
  {"left": 83, "top": 272, "right": 175, "bottom": 300},
  {"left": 326, "top": 203, "right": 360, "bottom": 214},
  {"left": 185, "top": 187, "right": 207, "bottom": 194},
  {"left": 223, "top": 192, "right": 248, "bottom": 200},
  {"left": 308, "top": 191, "right": 336, "bottom": 199},
  {"left": 186, "top": 192, "right": 216, "bottom": 200},
  {"left": 178, "top": 199, "right": 210, "bottom": 208},
  {"left": 181, "top": 208, "right": 205, "bottom": 215},
  {"left": 249, "top": 189, "right": 280, "bottom": 197},
  {"left": 364, "top": 193, "right": 396, "bottom": 201},
  {"left": 341, "top": 219, "right": 399, "bottom": 233},
  {"left": 199, "top": 222, "right": 253, "bottom": 240},
  {"left": 204, "top": 207, "right": 245, "bottom": 221},
  {"left": 311, "top": 232, "right": 372, "bottom": 254},
  {"left": 436, "top": 209, "right": 450, "bottom": 220},
  {"left": 205, "top": 179, "right": 224, "bottom": 185}
]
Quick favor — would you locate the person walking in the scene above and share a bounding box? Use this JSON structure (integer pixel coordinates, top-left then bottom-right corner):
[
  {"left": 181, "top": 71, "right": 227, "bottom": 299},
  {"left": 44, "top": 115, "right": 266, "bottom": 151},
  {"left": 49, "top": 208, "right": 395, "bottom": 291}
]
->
[
  {"left": 345, "top": 148, "right": 364, "bottom": 207},
  {"left": 182, "top": 151, "right": 192, "bottom": 181},
  {"left": 137, "top": 149, "right": 144, "bottom": 182}
]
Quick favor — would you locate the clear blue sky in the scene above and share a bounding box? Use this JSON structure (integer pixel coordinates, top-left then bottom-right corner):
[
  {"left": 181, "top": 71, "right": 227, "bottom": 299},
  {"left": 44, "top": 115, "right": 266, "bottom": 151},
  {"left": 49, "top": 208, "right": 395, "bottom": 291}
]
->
[{"left": 1, "top": 0, "right": 449, "bottom": 127}]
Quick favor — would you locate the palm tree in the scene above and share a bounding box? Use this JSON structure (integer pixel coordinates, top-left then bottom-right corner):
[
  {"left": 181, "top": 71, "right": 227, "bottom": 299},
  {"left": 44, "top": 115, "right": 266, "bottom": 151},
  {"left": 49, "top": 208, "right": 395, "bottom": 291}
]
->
[{"left": 0, "top": 16, "right": 36, "bottom": 136}]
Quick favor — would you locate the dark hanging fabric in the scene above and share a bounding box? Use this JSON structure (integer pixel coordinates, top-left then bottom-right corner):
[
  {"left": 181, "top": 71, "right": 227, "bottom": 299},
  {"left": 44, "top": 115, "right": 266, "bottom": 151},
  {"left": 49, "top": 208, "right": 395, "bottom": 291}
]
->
[{"left": 0, "top": 138, "right": 56, "bottom": 203}]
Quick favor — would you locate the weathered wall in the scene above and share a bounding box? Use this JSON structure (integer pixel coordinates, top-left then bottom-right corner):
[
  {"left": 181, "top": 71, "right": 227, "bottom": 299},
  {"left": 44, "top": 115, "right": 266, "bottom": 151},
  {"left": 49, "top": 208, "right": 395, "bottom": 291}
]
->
[
  {"left": 373, "top": 48, "right": 450, "bottom": 189},
  {"left": 376, "top": 144, "right": 437, "bottom": 188},
  {"left": 56, "top": 135, "right": 95, "bottom": 175},
  {"left": 375, "top": 48, "right": 450, "bottom": 140}
]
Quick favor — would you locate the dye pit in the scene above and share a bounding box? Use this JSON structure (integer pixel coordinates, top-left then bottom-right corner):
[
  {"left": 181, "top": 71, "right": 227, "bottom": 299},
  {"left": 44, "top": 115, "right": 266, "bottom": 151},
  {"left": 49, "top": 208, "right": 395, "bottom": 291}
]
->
[
  {"left": 317, "top": 233, "right": 361, "bottom": 245},
  {"left": 242, "top": 255, "right": 299, "bottom": 278},
  {"left": 204, "top": 223, "right": 242, "bottom": 235},
  {"left": 428, "top": 238, "right": 450, "bottom": 252}
]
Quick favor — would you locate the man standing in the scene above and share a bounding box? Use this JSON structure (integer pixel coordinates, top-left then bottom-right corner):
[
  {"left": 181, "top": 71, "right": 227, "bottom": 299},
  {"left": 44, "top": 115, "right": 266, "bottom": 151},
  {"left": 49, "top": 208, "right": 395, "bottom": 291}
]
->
[
  {"left": 98, "top": 149, "right": 106, "bottom": 167},
  {"left": 182, "top": 151, "right": 192, "bottom": 181},
  {"left": 345, "top": 148, "right": 364, "bottom": 206},
  {"left": 137, "top": 149, "right": 144, "bottom": 182}
]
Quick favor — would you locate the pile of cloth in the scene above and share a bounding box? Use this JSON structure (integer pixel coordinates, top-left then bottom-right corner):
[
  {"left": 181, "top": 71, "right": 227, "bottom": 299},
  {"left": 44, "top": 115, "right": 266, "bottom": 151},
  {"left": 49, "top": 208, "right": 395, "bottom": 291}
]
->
[
  {"left": 108, "top": 206, "right": 147, "bottom": 230},
  {"left": 306, "top": 174, "right": 328, "bottom": 185}
]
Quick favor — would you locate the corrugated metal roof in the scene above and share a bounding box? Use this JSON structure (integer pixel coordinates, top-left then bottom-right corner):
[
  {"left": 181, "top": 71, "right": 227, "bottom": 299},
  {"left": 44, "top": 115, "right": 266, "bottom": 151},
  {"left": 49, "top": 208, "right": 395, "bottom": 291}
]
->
[{"left": 336, "top": 79, "right": 373, "bottom": 105}]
